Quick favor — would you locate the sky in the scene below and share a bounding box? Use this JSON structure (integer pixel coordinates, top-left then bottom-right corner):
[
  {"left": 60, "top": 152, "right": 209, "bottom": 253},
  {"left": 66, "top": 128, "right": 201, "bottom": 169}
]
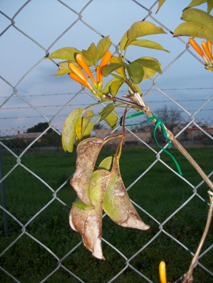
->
[{"left": 0, "top": 0, "right": 213, "bottom": 136}]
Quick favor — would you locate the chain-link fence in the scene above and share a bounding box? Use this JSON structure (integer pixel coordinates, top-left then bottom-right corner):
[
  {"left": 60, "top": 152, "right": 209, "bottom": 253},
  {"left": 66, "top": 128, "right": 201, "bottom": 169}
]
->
[{"left": 1, "top": 0, "right": 213, "bottom": 282}]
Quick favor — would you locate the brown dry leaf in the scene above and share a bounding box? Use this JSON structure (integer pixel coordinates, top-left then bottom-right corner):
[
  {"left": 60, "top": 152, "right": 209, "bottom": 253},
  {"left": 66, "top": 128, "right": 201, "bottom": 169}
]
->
[
  {"left": 70, "top": 137, "right": 104, "bottom": 206},
  {"left": 69, "top": 169, "right": 111, "bottom": 259}
]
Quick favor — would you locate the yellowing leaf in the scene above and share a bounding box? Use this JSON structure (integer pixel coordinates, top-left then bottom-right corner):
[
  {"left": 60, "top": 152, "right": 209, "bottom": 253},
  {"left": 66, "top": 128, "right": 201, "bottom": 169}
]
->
[
  {"left": 76, "top": 117, "right": 83, "bottom": 139},
  {"left": 173, "top": 22, "right": 213, "bottom": 42},
  {"left": 81, "top": 122, "right": 94, "bottom": 139},
  {"left": 110, "top": 80, "right": 124, "bottom": 96},
  {"left": 110, "top": 55, "right": 126, "bottom": 78},
  {"left": 130, "top": 39, "right": 169, "bottom": 52},
  {"left": 99, "top": 105, "right": 118, "bottom": 129},
  {"left": 184, "top": 0, "right": 213, "bottom": 14},
  {"left": 182, "top": 8, "right": 213, "bottom": 28},
  {"left": 173, "top": 8, "right": 213, "bottom": 42},
  {"left": 104, "top": 111, "right": 118, "bottom": 129},
  {"left": 53, "top": 61, "right": 80, "bottom": 76},
  {"left": 70, "top": 137, "right": 104, "bottom": 206},
  {"left": 120, "top": 32, "right": 128, "bottom": 53},
  {"left": 156, "top": 0, "right": 166, "bottom": 13},
  {"left": 127, "top": 21, "right": 167, "bottom": 43},
  {"left": 53, "top": 61, "right": 70, "bottom": 76},
  {"left": 76, "top": 110, "right": 94, "bottom": 140},
  {"left": 48, "top": 47, "right": 79, "bottom": 61},
  {"left": 96, "top": 36, "right": 112, "bottom": 62},
  {"left": 62, "top": 108, "right": 84, "bottom": 153},
  {"left": 103, "top": 78, "right": 121, "bottom": 95},
  {"left": 82, "top": 43, "right": 97, "bottom": 66}
]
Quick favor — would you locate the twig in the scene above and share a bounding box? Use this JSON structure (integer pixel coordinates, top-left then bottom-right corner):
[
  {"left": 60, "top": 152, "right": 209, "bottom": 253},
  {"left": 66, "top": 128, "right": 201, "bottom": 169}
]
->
[
  {"left": 103, "top": 91, "right": 213, "bottom": 281},
  {"left": 182, "top": 191, "right": 213, "bottom": 283}
]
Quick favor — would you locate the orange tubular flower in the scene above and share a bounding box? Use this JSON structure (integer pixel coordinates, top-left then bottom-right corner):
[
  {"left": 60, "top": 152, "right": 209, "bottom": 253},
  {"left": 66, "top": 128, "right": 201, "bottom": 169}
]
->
[
  {"left": 189, "top": 38, "right": 209, "bottom": 64},
  {"left": 76, "top": 54, "right": 96, "bottom": 85},
  {"left": 207, "top": 40, "right": 212, "bottom": 56},
  {"left": 69, "top": 63, "right": 92, "bottom": 89},
  {"left": 70, "top": 72, "right": 89, "bottom": 88},
  {"left": 159, "top": 261, "right": 167, "bottom": 283},
  {"left": 99, "top": 51, "right": 111, "bottom": 82},
  {"left": 202, "top": 41, "right": 213, "bottom": 62}
]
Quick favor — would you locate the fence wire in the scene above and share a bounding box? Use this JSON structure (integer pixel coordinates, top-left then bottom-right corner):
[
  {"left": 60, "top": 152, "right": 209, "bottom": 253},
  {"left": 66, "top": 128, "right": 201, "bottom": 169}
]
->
[{"left": 0, "top": 0, "right": 213, "bottom": 282}]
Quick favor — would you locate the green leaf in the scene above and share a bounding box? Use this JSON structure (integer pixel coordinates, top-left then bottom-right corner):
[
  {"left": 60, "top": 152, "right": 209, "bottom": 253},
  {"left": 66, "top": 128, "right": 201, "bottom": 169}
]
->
[
  {"left": 130, "top": 39, "right": 169, "bottom": 52},
  {"left": 72, "top": 197, "right": 93, "bottom": 210},
  {"left": 99, "top": 105, "right": 118, "bottom": 129},
  {"left": 99, "top": 104, "right": 115, "bottom": 122},
  {"left": 124, "top": 62, "right": 144, "bottom": 84},
  {"left": 173, "top": 21, "right": 213, "bottom": 42},
  {"left": 104, "top": 111, "right": 118, "bottom": 129},
  {"left": 70, "top": 137, "right": 104, "bottom": 206},
  {"left": 76, "top": 110, "right": 95, "bottom": 144},
  {"left": 96, "top": 36, "right": 112, "bottom": 62},
  {"left": 98, "top": 156, "right": 114, "bottom": 171},
  {"left": 62, "top": 108, "right": 84, "bottom": 153},
  {"left": 110, "top": 80, "right": 124, "bottom": 96},
  {"left": 82, "top": 122, "right": 94, "bottom": 139},
  {"left": 120, "top": 32, "right": 128, "bottom": 53},
  {"left": 102, "top": 63, "right": 124, "bottom": 77},
  {"left": 103, "top": 158, "right": 150, "bottom": 230},
  {"left": 135, "top": 56, "right": 162, "bottom": 79},
  {"left": 135, "top": 58, "right": 162, "bottom": 74},
  {"left": 127, "top": 21, "right": 167, "bottom": 43},
  {"left": 82, "top": 43, "right": 97, "bottom": 66},
  {"left": 48, "top": 47, "right": 79, "bottom": 61},
  {"left": 82, "top": 110, "right": 95, "bottom": 135},
  {"left": 102, "top": 77, "right": 121, "bottom": 95}
]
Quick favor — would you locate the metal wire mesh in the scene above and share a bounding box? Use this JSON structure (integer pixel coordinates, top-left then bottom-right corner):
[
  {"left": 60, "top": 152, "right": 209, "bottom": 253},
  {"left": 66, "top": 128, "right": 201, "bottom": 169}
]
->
[{"left": 0, "top": 0, "right": 213, "bottom": 282}]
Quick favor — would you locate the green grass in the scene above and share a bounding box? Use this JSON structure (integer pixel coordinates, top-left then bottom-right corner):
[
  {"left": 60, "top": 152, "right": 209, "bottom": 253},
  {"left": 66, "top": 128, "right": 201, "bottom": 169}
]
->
[{"left": 0, "top": 147, "right": 213, "bottom": 283}]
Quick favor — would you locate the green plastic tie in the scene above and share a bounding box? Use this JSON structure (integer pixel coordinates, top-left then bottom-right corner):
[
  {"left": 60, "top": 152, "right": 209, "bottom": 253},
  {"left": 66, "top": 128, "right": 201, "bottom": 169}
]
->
[{"left": 120, "top": 112, "right": 182, "bottom": 175}]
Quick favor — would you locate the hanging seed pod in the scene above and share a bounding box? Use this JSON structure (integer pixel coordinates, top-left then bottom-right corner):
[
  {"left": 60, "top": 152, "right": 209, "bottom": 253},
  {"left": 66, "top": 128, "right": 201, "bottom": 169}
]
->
[{"left": 70, "top": 137, "right": 104, "bottom": 206}]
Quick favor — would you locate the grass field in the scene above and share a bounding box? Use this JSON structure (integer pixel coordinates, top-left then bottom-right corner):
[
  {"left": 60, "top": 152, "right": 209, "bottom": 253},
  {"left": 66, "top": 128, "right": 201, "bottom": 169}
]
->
[{"left": 0, "top": 146, "right": 213, "bottom": 283}]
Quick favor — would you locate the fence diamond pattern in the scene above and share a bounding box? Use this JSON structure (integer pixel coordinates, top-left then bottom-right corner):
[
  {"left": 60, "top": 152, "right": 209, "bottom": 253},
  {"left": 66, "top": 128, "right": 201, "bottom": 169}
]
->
[{"left": 0, "top": 0, "right": 213, "bottom": 282}]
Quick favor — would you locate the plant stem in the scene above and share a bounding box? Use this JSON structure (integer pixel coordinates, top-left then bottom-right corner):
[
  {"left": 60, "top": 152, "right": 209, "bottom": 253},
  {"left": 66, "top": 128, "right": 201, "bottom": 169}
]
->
[
  {"left": 130, "top": 92, "right": 213, "bottom": 190},
  {"left": 103, "top": 93, "right": 213, "bottom": 191},
  {"left": 103, "top": 89, "right": 213, "bottom": 282},
  {"left": 182, "top": 191, "right": 213, "bottom": 283}
]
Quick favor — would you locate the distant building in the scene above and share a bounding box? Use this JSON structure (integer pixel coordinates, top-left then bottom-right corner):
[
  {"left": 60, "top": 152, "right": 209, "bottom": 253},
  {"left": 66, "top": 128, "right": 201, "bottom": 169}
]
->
[{"left": 95, "top": 129, "right": 152, "bottom": 146}]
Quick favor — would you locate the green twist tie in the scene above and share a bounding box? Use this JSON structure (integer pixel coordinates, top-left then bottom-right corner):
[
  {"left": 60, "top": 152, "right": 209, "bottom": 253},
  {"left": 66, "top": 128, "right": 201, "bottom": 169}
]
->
[{"left": 120, "top": 112, "right": 182, "bottom": 175}]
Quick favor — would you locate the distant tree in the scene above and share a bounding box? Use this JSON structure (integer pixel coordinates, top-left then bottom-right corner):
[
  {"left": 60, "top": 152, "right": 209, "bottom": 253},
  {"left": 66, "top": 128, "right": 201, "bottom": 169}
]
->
[
  {"left": 154, "top": 105, "right": 183, "bottom": 132},
  {"left": 26, "top": 122, "right": 53, "bottom": 133}
]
